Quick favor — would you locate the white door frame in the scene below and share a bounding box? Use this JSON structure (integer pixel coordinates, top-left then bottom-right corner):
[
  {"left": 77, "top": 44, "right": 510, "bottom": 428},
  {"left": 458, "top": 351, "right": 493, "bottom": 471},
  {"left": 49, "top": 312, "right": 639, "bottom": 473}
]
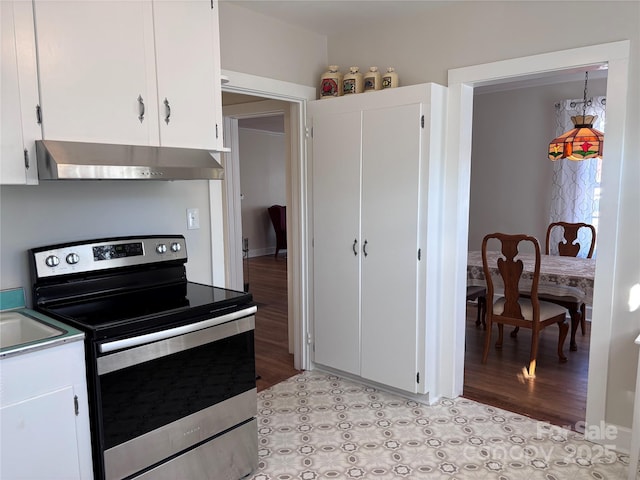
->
[
  {"left": 221, "top": 102, "right": 288, "bottom": 291},
  {"left": 441, "top": 41, "right": 630, "bottom": 442},
  {"left": 219, "top": 70, "right": 316, "bottom": 370}
]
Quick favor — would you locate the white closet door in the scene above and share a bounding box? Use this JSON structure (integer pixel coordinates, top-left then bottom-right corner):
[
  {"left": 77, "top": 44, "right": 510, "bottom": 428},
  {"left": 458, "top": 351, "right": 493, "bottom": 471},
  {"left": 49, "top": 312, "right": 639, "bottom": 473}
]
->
[
  {"left": 312, "top": 111, "right": 362, "bottom": 375},
  {"left": 360, "top": 103, "right": 422, "bottom": 393}
]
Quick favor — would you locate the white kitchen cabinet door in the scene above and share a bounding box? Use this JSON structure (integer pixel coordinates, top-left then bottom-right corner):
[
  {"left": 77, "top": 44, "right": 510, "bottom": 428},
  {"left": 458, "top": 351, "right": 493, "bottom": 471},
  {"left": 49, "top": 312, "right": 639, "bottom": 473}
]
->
[
  {"left": 1, "top": 339, "right": 93, "bottom": 479},
  {"left": 154, "top": 0, "right": 222, "bottom": 149},
  {"left": 312, "top": 111, "right": 362, "bottom": 376},
  {"left": 360, "top": 104, "right": 422, "bottom": 393},
  {"left": 1, "top": 387, "right": 82, "bottom": 480},
  {"left": 34, "top": 0, "right": 159, "bottom": 145},
  {"left": 1, "top": 0, "right": 41, "bottom": 184}
]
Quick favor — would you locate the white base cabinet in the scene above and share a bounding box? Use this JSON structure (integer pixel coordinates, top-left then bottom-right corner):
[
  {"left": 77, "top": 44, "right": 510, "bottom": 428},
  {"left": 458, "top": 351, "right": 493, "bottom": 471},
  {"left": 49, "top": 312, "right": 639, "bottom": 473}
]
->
[
  {"left": 34, "top": 0, "right": 223, "bottom": 150},
  {"left": 0, "top": 340, "right": 93, "bottom": 480},
  {"left": 309, "top": 84, "right": 447, "bottom": 396}
]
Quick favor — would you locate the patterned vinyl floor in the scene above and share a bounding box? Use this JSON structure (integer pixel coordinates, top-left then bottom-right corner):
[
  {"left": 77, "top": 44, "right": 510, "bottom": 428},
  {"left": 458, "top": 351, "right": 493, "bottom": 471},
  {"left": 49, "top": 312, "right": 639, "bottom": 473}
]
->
[{"left": 249, "top": 371, "right": 632, "bottom": 480}]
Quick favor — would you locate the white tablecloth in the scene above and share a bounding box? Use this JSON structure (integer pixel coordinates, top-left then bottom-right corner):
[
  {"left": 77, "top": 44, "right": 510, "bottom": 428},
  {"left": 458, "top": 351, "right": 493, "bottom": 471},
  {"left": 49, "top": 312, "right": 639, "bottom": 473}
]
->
[{"left": 467, "top": 251, "right": 596, "bottom": 304}]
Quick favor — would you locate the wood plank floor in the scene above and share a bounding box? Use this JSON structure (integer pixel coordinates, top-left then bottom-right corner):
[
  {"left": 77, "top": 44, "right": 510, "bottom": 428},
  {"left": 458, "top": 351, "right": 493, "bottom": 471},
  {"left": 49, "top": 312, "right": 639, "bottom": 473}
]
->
[
  {"left": 246, "top": 254, "right": 300, "bottom": 392},
  {"left": 463, "top": 303, "right": 590, "bottom": 431},
  {"left": 249, "top": 255, "right": 589, "bottom": 430}
]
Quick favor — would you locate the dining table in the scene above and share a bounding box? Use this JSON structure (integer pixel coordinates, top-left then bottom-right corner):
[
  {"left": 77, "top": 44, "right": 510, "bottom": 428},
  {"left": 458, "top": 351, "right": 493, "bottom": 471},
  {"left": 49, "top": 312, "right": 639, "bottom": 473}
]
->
[{"left": 467, "top": 250, "right": 596, "bottom": 351}]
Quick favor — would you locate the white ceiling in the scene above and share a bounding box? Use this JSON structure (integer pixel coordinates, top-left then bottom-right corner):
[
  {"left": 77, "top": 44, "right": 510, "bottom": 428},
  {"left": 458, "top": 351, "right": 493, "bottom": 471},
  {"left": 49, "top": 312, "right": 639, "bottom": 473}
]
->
[{"left": 238, "top": 115, "right": 285, "bottom": 133}]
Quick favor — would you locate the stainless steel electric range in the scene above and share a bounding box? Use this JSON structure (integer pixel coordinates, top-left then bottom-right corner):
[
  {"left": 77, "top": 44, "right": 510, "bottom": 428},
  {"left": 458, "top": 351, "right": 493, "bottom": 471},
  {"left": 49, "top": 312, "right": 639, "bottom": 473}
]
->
[{"left": 30, "top": 235, "right": 258, "bottom": 480}]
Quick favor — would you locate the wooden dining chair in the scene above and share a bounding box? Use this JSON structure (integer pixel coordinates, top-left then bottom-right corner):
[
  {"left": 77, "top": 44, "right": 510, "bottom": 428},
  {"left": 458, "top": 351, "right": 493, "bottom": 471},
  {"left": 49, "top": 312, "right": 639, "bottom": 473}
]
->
[
  {"left": 481, "top": 233, "right": 569, "bottom": 377},
  {"left": 541, "top": 222, "right": 595, "bottom": 349},
  {"left": 545, "top": 221, "right": 596, "bottom": 258}
]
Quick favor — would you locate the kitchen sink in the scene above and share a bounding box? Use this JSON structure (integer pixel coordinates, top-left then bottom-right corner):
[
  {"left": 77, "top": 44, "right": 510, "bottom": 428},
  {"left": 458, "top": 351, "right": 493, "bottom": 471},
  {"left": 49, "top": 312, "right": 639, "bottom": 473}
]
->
[{"left": 0, "top": 311, "right": 65, "bottom": 349}]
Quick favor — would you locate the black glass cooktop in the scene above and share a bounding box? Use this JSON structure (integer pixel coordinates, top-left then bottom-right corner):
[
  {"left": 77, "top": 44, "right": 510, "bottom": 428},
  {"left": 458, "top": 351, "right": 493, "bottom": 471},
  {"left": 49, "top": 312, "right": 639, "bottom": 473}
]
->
[{"left": 37, "top": 282, "right": 253, "bottom": 340}]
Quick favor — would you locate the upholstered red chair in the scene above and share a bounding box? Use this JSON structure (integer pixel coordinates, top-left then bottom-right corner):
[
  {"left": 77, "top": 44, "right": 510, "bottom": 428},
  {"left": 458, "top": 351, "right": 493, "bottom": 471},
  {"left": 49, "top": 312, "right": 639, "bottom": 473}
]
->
[{"left": 267, "top": 205, "right": 287, "bottom": 258}]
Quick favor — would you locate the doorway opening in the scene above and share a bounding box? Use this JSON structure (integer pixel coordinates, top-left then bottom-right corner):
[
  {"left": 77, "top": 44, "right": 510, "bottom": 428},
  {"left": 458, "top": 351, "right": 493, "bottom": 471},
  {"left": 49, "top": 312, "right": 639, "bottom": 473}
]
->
[
  {"left": 462, "top": 70, "right": 607, "bottom": 430},
  {"left": 443, "top": 41, "right": 629, "bottom": 446},
  {"left": 219, "top": 71, "right": 316, "bottom": 386},
  {"left": 223, "top": 97, "right": 295, "bottom": 390}
]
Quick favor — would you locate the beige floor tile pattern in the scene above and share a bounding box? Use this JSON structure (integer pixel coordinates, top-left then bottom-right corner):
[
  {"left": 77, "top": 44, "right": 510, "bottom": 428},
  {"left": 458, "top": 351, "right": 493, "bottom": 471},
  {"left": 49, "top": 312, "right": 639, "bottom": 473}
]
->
[{"left": 249, "top": 371, "right": 632, "bottom": 480}]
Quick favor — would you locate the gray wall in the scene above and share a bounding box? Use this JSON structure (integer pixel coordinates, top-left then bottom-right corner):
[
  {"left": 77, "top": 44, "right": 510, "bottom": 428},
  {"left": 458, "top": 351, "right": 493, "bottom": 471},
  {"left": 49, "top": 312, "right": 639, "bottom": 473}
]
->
[
  {"left": 0, "top": 181, "right": 214, "bottom": 305},
  {"left": 218, "top": 1, "right": 327, "bottom": 87}
]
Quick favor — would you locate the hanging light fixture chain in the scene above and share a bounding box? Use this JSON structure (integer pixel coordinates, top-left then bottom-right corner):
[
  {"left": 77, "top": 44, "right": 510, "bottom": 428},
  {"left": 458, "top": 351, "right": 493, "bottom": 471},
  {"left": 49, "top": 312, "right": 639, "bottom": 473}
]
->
[{"left": 582, "top": 71, "right": 589, "bottom": 117}]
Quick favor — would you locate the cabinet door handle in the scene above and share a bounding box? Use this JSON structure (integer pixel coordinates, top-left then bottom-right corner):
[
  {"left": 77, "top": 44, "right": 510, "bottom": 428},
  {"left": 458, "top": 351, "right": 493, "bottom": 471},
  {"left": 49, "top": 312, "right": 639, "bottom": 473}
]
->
[
  {"left": 352, "top": 239, "right": 358, "bottom": 256},
  {"left": 164, "top": 98, "right": 171, "bottom": 124},
  {"left": 363, "top": 240, "right": 369, "bottom": 257},
  {"left": 24, "top": 149, "right": 30, "bottom": 169},
  {"left": 137, "top": 95, "right": 145, "bottom": 123}
]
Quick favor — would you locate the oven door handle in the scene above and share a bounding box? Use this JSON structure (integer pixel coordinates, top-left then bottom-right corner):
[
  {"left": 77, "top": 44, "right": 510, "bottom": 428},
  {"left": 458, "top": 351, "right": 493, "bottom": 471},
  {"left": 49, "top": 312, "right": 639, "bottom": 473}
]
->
[{"left": 99, "top": 305, "right": 257, "bottom": 354}]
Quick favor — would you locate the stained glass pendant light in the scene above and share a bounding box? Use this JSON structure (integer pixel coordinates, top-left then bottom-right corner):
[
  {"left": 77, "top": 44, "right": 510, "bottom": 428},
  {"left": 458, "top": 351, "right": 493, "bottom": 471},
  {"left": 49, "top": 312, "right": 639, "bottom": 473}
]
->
[{"left": 548, "top": 72, "right": 604, "bottom": 161}]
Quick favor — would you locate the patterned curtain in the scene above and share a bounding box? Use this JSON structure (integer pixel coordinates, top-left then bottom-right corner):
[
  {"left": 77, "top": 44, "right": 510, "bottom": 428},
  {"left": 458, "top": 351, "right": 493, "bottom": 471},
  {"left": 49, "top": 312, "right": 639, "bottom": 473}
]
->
[{"left": 548, "top": 96, "right": 605, "bottom": 258}]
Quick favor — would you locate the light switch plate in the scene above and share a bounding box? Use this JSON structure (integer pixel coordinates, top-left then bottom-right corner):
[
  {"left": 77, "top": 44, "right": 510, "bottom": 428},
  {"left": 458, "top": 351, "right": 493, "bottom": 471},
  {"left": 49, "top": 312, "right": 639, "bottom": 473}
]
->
[{"left": 187, "top": 208, "right": 200, "bottom": 230}]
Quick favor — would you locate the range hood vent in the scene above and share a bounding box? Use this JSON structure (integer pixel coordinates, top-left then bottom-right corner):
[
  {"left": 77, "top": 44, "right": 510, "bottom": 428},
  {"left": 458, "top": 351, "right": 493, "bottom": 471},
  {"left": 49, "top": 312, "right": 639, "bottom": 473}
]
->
[{"left": 36, "top": 140, "right": 224, "bottom": 180}]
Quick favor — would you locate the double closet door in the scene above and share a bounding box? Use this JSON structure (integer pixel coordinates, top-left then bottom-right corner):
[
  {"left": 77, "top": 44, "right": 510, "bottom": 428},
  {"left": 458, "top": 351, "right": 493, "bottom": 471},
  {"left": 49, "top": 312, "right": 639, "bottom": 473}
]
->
[{"left": 311, "top": 85, "right": 444, "bottom": 395}]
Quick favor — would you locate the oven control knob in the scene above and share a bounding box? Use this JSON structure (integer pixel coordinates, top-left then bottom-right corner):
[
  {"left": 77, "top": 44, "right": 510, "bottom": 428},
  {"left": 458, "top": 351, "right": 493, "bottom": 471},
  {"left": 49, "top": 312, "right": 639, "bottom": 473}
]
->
[
  {"left": 170, "top": 242, "right": 181, "bottom": 253},
  {"left": 45, "top": 255, "right": 60, "bottom": 267},
  {"left": 156, "top": 244, "right": 167, "bottom": 254},
  {"left": 66, "top": 253, "right": 80, "bottom": 265}
]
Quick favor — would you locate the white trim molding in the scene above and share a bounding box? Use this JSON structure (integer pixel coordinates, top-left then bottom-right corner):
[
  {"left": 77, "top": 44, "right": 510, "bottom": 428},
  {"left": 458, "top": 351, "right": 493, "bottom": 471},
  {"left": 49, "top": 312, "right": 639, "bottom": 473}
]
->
[
  {"left": 442, "top": 41, "right": 630, "bottom": 449},
  {"left": 219, "top": 70, "right": 316, "bottom": 371}
]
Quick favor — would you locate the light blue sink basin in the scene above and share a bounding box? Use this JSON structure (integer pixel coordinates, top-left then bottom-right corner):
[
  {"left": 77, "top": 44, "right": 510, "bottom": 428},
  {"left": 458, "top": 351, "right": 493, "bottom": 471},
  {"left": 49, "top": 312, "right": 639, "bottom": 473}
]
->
[
  {"left": 0, "top": 289, "right": 84, "bottom": 358},
  {"left": 0, "top": 311, "right": 65, "bottom": 349}
]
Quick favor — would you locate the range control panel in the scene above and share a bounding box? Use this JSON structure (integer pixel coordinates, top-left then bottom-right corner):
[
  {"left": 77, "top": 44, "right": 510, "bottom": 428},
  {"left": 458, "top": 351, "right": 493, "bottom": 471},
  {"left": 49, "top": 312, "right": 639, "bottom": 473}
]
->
[{"left": 31, "top": 236, "right": 187, "bottom": 279}]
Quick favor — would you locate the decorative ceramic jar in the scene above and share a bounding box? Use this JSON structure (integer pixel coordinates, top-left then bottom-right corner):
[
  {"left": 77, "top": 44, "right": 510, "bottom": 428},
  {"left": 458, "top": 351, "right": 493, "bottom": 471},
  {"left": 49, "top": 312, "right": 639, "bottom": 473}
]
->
[
  {"left": 382, "top": 67, "right": 399, "bottom": 89},
  {"left": 343, "top": 66, "right": 363, "bottom": 95},
  {"left": 320, "top": 65, "right": 343, "bottom": 99},
  {"left": 363, "top": 66, "right": 382, "bottom": 92}
]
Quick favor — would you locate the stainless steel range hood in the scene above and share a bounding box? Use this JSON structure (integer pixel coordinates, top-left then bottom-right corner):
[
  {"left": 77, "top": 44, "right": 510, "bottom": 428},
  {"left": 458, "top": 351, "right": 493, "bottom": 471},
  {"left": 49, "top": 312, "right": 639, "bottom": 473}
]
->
[{"left": 36, "top": 140, "right": 224, "bottom": 180}]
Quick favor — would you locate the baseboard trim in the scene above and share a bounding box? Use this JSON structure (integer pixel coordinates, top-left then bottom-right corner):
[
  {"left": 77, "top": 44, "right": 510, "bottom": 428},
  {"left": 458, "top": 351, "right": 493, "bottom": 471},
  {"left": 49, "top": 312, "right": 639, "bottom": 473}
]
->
[{"left": 310, "top": 363, "right": 435, "bottom": 406}]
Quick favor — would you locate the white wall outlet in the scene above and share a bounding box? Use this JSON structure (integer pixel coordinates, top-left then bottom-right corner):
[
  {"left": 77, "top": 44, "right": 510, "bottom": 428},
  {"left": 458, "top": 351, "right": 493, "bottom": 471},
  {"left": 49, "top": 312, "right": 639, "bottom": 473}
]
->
[{"left": 186, "top": 208, "right": 200, "bottom": 230}]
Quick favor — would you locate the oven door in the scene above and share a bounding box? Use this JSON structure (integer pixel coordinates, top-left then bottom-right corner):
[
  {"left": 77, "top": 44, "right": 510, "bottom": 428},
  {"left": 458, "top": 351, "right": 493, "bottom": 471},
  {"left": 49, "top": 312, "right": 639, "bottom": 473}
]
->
[{"left": 95, "top": 307, "right": 257, "bottom": 480}]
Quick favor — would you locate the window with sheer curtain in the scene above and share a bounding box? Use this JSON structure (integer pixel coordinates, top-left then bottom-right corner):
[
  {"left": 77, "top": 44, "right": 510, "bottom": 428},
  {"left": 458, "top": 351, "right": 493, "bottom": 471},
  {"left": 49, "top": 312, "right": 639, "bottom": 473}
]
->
[{"left": 548, "top": 96, "right": 606, "bottom": 258}]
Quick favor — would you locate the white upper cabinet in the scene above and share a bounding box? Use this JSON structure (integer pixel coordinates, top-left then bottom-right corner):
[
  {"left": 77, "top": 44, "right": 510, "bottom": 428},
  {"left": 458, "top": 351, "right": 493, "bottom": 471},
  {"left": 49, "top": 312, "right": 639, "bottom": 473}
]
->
[
  {"left": 154, "top": 1, "right": 222, "bottom": 149},
  {"left": 34, "top": 1, "right": 157, "bottom": 145},
  {"left": 34, "top": 0, "right": 223, "bottom": 149},
  {"left": 1, "top": 0, "right": 41, "bottom": 185}
]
